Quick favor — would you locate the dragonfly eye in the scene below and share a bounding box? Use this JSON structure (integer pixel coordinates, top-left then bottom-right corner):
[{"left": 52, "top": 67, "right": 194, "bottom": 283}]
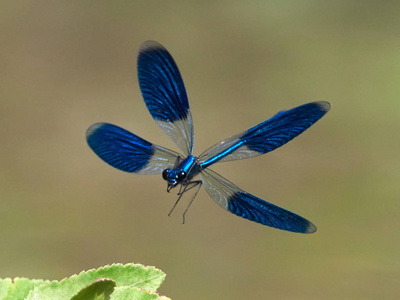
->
[
  {"left": 162, "top": 169, "right": 170, "bottom": 180},
  {"left": 177, "top": 171, "right": 187, "bottom": 181}
]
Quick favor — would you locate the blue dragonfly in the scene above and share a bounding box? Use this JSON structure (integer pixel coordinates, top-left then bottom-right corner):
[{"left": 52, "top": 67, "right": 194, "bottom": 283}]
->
[{"left": 86, "top": 41, "right": 330, "bottom": 233}]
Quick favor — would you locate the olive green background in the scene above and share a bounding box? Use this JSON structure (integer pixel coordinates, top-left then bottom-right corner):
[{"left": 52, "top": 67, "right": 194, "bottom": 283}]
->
[{"left": 1, "top": 1, "right": 399, "bottom": 299}]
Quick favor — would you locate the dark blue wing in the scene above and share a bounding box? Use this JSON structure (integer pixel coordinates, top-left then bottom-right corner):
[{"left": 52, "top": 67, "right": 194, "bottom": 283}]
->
[
  {"left": 199, "top": 101, "right": 330, "bottom": 168},
  {"left": 138, "top": 41, "right": 193, "bottom": 156},
  {"left": 200, "top": 169, "right": 316, "bottom": 233},
  {"left": 86, "top": 123, "right": 180, "bottom": 174}
]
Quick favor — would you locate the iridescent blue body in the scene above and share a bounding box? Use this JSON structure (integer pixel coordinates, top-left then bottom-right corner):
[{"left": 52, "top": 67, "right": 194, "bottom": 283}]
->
[
  {"left": 86, "top": 41, "right": 330, "bottom": 233},
  {"left": 162, "top": 155, "right": 199, "bottom": 188}
]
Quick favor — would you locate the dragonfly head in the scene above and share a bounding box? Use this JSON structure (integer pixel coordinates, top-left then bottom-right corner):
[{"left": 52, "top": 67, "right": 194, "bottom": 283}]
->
[{"left": 162, "top": 169, "right": 187, "bottom": 192}]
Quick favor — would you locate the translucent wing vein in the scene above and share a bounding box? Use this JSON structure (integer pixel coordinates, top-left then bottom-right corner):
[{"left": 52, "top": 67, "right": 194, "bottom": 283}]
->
[
  {"left": 138, "top": 41, "right": 193, "bottom": 155},
  {"left": 200, "top": 168, "right": 317, "bottom": 233},
  {"left": 86, "top": 123, "right": 180, "bottom": 175},
  {"left": 199, "top": 101, "right": 330, "bottom": 168}
]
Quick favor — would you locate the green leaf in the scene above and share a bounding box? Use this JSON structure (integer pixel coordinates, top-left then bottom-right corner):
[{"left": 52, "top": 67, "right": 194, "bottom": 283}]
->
[
  {"left": 26, "top": 263, "right": 166, "bottom": 300},
  {"left": 70, "top": 278, "right": 116, "bottom": 300},
  {"left": 0, "top": 278, "right": 12, "bottom": 300},
  {"left": 110, "top": 286, "right": 171, "bottom": 300},
  {"left": 0, "top": 278, "right": 46, "bottom": 300}
]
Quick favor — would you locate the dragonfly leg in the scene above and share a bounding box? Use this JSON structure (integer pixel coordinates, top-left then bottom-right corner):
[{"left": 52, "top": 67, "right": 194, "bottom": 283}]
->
[
  {"left": 168, "top": 191, "right": 184, "bottom": 217},
  {"left": 168, "top": 180, "right": 202, "bottom": 222},
  {"left": 182, "top": 180, "right": 202, "bottom": 224}
]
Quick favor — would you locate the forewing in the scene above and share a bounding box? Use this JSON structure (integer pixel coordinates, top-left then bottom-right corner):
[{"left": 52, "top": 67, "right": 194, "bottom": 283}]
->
[
  {"left": 138, "top": 41, "right": 193, "bottom": 156},
  {"left": 86, "top": 123, "right": 180, "bottom": 175},
  {"left": 199, "top": 101, "right": 330, "bottom": 168},
  {"left": 200, "top": 169, "right": 316, "bottom": 233}
]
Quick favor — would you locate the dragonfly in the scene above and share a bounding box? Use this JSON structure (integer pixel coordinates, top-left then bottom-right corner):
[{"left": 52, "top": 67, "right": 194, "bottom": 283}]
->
[{"left": 86, "top": 41, "right": 330, "bottom": 234}]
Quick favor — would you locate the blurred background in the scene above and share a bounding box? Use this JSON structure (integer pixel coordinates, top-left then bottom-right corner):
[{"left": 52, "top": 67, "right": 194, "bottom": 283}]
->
[{"left": 1, "top": 1, "right": 399, "bottom": 299}]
